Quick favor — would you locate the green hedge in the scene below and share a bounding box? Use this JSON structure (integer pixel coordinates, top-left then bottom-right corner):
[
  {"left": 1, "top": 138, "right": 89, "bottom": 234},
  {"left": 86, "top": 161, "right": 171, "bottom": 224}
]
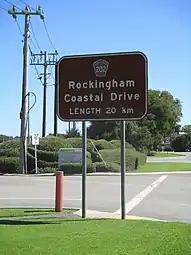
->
[
  {"left": 147, "top": 151, "right": 156, "bottom": 156},
  {"left": 92, "top": 139, "right": 117, "bottom": 150},
  {"left": 28, "top": 147, "right": 58, "bottom": 162},
  {"left": 60, "top": 163, "right": 95, "bottom": 175},
  {"left": 99, "top": 148, "right": 146, "bottom": 171},
  {"left": 0, "top": 138, "right": 20, "bottom": 150},
  {"left": 27, "top": 153, "right": 58, "bottom": 172},
  {"left": 0, "top": 156, "right": 20, "bottom": 174},
  {"left": 93, "top": 162, "right": 120, "bottom": 172},
  {"left": 38, "top": 136, "right": 72, "bottom": 151},
  {"left": 65, "top": 138, "right": 82, "bottom": 148},
  {"left": 110, "top": 140, "right": 135, "bottom": 150},
  {"left": 0, "top": 148, "right": 19, "bottom": 157}
]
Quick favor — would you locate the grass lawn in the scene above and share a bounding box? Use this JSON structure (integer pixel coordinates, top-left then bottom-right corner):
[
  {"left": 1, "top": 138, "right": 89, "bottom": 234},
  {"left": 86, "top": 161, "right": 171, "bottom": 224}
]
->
[
  {"left": 154, "top": 152, "right": 185, "bottom": 157},
  {"left": 139, "top": 162, "right": 191, "bottom": 172},
  {"left": 0, "top": 219, "right": 190, "bottom": 255},
  {"left": 0, "top": 208, "right": 75, "bottom": 218}
]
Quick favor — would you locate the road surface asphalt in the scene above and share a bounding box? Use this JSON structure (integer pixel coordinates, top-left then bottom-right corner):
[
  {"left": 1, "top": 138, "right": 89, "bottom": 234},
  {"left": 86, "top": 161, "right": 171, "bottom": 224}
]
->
[{"left": 0, "top": 172, "right": 190, "bottom": 224}]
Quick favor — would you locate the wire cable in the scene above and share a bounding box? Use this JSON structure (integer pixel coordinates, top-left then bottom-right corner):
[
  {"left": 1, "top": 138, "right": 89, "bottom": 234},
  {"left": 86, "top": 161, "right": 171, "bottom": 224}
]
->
[
  {"left": 42, "top": 20, "right": 58, "bottom": 53},
  {"left": 4, "top": 0, "right": 22, "bottom": 10},
  {"left": 19, "top": 0, "right": 36, "bottom": 11},
  {"left": 15, "top": 18, "right": 23, "bottom": 36},
  {"left": 29, "top": 20, "right": 41, "bottom": 51},
  {"left": 30, "top": 37, "right": 39, "bottom": 51},
  {"left": 0, "top": 4, "right": 8, "bottom": 11}
]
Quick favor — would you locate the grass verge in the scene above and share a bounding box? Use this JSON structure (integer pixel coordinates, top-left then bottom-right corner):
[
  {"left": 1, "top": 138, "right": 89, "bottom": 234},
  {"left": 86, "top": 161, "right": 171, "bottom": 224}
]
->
[
  {"left": 0, "top": 208, "right": 75, "bottom": 218},
  {"left": 155, "top": 152, "right": 185, "bottom": 157},
  {"left": 0, "top": 219, "right": 190, "bottom": 255},
  {"left": 139, "top": 163, "right": 191, "bottom": 172}
]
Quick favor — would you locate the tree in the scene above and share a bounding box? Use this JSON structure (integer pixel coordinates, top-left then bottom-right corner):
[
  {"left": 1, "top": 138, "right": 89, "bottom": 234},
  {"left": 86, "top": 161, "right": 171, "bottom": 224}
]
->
[
  {"left": 65, "top": 127, "right": 81, "bottom": 138},
  {"left": 87, "top": 121, "right": 120, "bottom": 140},
  {"left": 128, "top": 126, "right": 153, "bottom": 152},
  {"left": 87, "top": 89, "right": 183, "bottom": 151},
  {"left": 171, "top": 134, "right": 191, "bottom": 152},
  {"left": 182, "top": 125, "right": 191, "bottom": 134}
]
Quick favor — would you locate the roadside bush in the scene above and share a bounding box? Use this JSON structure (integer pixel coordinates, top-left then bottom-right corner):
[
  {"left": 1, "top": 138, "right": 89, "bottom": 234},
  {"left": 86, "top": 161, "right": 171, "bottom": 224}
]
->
[
  {"left": 27, "top": 153, "right": 58, "bottom": 173},
  {"left": 28, "top": 147, "right": 58, "bottom": 162},
  {"left": 60, "top": 163, "right": 95, "bottom": 175},
  {"left": 147, "top": 151, "right": 156, "bottom": 156},
  {"left": 99, "top": 149, "right": 146, "bottom": 171},
  {"left": 0, "top": 156, "right": 20, "bottom": 174},
  {"left": 90, "top": 150, "right": 102, "bottom": 163},
  {"left": 36, "top": 167, "right": 57, "bottom": 174},
  {"left": 38, "top": 136, "right": 72, "bottom": 151},
  {"left": 93, "top": 139, "right": 117, "bottom": 150},
  {"left": 93, "top": 162, "right": 120, "bottom": 172},
  {"left": 0, "top": 148, "right": 19, "bottom": 157},
  {"left": 0, "top": 138, "right": 20, "bottom": 150},
  {"left": 110, "top": 140, "right": 135, "bottom": 150},
  {"left": 65, "top": 138, "right": 82, "bottom": 148}
]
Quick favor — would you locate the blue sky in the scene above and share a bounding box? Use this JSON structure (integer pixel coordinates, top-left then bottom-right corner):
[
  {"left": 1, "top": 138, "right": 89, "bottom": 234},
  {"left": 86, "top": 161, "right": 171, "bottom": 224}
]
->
[{"left": 0, "top": 0, "right": 190, "bottom": 136}]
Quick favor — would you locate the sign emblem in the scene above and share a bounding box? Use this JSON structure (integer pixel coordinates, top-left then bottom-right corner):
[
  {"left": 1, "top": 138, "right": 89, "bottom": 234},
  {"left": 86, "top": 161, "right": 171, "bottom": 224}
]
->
[{"left": 93, "top": 59, "right": 109, "bottom": 77}]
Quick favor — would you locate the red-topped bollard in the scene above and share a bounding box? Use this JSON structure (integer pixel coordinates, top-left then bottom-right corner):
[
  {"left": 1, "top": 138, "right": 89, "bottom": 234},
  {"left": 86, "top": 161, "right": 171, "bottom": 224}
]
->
[{"left": 55, "top": 171, "right": 64, "bottom": 212}]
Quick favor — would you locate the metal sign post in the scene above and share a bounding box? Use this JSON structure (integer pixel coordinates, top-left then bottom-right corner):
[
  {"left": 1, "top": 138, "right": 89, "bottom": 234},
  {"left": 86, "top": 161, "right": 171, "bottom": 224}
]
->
[
  {"left": 57, "top": 51, "right": 148, "bottom": 220},
  {"left": 82, "top": 121, "right": 87, "bottom": 218},
  {"left": 120, "top": 120, "right": 126, "bottom": 219},
  {"left": 32, "top": 133, "right": 40, "bottom": 174}
]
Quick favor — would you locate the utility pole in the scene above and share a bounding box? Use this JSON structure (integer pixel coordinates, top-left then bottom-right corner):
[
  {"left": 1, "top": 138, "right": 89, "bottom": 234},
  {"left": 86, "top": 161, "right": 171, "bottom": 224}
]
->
[
  {"left": 8, "top": 5, "right": 44, "bottom": 174},
  {"left": 30, "top": 51, "right": 58, "bottom": 137},
  {"left": 28, "top": 94, "right": 30, "bottom": 143}
]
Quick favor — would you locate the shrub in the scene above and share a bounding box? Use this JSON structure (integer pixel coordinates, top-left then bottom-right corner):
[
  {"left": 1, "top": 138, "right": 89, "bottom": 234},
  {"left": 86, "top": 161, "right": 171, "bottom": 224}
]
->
[
  {"left": 27, "top": 153, "right": 58, "bottom": 173},
  {"left": 38, "top": 136, "right": 72, "bottom": 151},
  {"left": 65, "top": 138, "right": 82, "bottom": 148},
  {"left": 90, "top": 150, "right": 102, "bottom": 163},
  {"left": 0, "top": 138, "right": 20, "bottom": 150},
  {"left": 93, "top": 139, "right": 117, "bottom": 150},
  {"left": 110, "top": 140, "right": 135, "bottom": 150},
  {"left": 60, "top": 163, "right": 95, "bottom": 175},
  {"left": 147, "top": 151, "right": 156, "bottom": 156},
  {"left": 0, "top": 156, "right": 20, "bottom": 174},
  {"left": 36, "top": 167, "right": 57, "bottom": 174},
  {"left": 99, "top": 148, "right": 146, "bottom": 171},
  {"left": 0, "top": 148, "right": 19, "bottom": 157},
  {"left": 28, "top": 147, "right": 58, "bottom": 162},
  {"left": 93, "top": 162, "right": 120, "bottom": 172}
]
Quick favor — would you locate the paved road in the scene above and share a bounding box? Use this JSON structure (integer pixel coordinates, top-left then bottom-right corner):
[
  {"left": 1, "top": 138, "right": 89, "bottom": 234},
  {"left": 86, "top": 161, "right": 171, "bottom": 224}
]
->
[
  {"left": 0, "top": 174, "right": 191, "bottom": 223},
  {"left": 147, "top": 152, "right": 191, "bottom": 163}
]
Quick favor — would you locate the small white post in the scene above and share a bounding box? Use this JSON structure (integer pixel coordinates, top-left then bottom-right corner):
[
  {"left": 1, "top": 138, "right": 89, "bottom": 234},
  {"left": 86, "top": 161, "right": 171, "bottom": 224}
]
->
[{"left": 34, "top": 144, "right": 38, "bottom": 174}]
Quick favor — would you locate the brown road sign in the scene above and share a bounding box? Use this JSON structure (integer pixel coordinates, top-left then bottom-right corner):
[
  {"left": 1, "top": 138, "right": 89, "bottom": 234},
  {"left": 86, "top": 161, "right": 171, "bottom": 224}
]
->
[{"left": 57, "top": 51, "right": 148, "bottom": 121}]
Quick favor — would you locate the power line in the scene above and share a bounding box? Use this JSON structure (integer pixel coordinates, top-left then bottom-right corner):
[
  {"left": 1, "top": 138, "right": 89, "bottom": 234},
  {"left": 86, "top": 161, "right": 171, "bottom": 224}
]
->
[
  {"left": 30, "top": 37, "right": 39, "bottom": 51},
  {"left": 4, "top": 0, "right": 22, "bottom": 11},
  {"left": 19, "top": 0, "right": 36, "bottom": 11},
  {"left": 0, "top": 4, "right": 8, "bottom": 12},
  {"left": 29, "top": 20, "right": 41, "bottom": 51},
  {"left": 42, "top": 20, "right": 58, "bottom": 53},
  {"left": 15, "top": 18, "right": 23, "bottom": 36}
]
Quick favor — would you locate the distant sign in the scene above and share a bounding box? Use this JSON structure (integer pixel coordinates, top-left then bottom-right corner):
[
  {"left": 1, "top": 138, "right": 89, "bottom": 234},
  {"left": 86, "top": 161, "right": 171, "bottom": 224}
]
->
[
  {"left": 164, "top": 137, "right": 171, "bottom": 145},
  {"left": 57, "top": 52, "right": 148, "bottom": 121},
  {"left": 31, "top": 133, "right": 40, "bottom": 145},
  {"left": 58, "top": 148, "right": 82, "bottom": 169}
]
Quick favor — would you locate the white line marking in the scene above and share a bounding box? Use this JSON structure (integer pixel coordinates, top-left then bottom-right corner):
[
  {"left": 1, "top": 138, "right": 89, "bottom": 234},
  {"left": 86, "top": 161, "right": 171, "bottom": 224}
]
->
[{"left": 114, "top": 175, "right": 168, "bottom": 215}]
